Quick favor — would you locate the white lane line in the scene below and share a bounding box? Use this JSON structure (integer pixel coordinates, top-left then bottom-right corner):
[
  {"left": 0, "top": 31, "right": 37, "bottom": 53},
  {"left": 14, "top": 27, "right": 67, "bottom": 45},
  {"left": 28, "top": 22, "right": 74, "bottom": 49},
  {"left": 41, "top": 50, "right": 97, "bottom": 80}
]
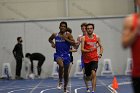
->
[
  {"left": 7, "top": 82, "right": 84, "bottom": 93},
  {"left": 0, "top": 81, "right": 16, "bottom": 89},
  {"left": 7, "top": 86, "right": 50, "bottom": 93},
  {"left": 29, "top": 80, "right": 43, "bottom": 93},
  {"left": 40, "top": 84, "right": 87, "bottom": 93},
  {"left": 8, "top": 88, "right": 32, "bottom": 93},
  {"left": 8, "top": 87, "right": 62, "bottom": 93},
  {"left": 74, "top": 85, "right": 102, "bottom": 93},
  {"left": 40, "top": 87, "right": 58, "bottom": 93},
  {"left": 98, "top": 79, "right": 113, "bottom": 93},
  {"left": 7, "top": 80, "right": 43, "bottom": 93},
  {"left": 0, "top": 85, "right": 52, "bottom": 91},
  {"left": 75, "top": 78, "right": 116, "bottom": 93},
  {"left": 108, "top": 81, "right": 132, "bottom": 93}
]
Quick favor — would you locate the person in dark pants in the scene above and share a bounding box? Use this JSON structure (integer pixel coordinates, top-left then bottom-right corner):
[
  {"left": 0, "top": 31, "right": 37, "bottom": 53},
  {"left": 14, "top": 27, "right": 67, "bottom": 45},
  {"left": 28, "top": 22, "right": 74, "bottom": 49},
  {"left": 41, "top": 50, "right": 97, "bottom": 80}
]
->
[
  {"left": 13, "top": 37, "right": 24, "bottom": 79},
  {"left": 67, "top": 27, "right": 77, "bottom": 74},
  {"left": 25, "top": 53, "right": 45, "bottom": 77},
  {"left": 67, "top": 27, "right": 77, "bottom": 64}
]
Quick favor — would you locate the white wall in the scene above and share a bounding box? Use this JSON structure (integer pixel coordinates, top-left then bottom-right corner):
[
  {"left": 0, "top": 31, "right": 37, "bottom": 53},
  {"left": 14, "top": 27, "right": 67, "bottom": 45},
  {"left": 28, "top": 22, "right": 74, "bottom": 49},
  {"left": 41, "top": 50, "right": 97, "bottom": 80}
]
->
[
  {"left": 0, "top": 0, "right": 134, "bottom": 20},
  {"left": 0, "top": 17, "right": 131, "bottom": 78}
]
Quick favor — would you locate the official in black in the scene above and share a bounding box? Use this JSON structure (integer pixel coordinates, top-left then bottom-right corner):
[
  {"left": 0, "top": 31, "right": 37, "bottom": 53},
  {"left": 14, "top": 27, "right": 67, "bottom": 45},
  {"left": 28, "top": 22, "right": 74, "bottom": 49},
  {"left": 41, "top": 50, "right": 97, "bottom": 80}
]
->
[
  {"left": 25, "top": 53, "right": 45, "bottom": 77},
  {"left": 13, "top": 37, "right": 24, "bottom": 79}
]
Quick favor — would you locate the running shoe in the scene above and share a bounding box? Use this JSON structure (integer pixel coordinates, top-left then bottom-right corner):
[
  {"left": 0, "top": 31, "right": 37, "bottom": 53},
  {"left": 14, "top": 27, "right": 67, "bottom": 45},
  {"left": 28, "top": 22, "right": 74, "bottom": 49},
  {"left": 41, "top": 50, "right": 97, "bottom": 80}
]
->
[
  {"left": 57, "top": 82, "right": 63, "bottom": 89},
  {"left": 86, "top": 88, "right": 90, "bottom": 92}
]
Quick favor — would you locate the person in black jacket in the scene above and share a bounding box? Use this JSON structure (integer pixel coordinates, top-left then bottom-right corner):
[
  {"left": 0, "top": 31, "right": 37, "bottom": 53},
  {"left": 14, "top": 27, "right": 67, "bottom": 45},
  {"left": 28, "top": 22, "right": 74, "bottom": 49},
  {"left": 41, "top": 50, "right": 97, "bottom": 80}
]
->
[
  {"left": 13, "top": 37, "right": 24, "bottom": 79},
  {"left": 25, "top": 53, "right": 45, "bottom": 77}
]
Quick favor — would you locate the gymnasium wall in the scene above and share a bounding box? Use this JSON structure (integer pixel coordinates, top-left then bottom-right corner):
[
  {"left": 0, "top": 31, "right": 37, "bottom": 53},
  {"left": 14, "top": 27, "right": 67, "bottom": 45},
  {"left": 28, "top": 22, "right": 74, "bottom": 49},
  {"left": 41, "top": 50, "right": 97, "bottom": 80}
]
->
[
  {"left": 0, "top": 16, "right": 131, "bottom": 78},
  {"left": 0, "top": 0, "right": 134, "bottom": 20}
]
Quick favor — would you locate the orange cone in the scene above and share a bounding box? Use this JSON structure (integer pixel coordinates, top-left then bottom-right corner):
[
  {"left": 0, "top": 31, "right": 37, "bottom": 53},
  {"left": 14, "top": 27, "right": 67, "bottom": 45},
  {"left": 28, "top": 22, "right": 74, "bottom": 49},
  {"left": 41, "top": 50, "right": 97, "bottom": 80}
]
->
[{"left": 112, "top": 76, "right": 118, "bottom": 90}]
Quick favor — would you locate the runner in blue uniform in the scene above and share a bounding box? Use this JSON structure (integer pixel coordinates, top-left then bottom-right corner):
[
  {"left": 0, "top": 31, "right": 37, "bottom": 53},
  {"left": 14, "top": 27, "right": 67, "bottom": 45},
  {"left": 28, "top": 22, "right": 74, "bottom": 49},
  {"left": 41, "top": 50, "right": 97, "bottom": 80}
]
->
[{"left": 48, "top": 21, "right": 75, "bottom": 93}]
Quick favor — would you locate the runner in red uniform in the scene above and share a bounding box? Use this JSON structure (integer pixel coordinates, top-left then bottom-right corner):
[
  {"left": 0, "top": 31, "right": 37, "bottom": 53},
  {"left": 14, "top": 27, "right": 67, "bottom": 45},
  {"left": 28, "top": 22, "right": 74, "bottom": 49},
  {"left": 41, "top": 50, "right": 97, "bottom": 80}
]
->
[
  {"left": 81, "top": 23, "right": 103, "bottom": 93},
  {"left": 122, "top": 1, "right": 140, "bottom": 92}
]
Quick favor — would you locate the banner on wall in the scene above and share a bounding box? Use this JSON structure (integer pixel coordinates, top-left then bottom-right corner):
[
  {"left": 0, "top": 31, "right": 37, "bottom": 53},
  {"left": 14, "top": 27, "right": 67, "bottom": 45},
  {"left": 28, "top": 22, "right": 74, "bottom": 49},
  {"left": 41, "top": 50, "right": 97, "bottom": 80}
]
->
[
  {"left": 125, "top": 58, "right": 132, "bottom": 75},
  {"left": 101, "top": 59, "right": 114, "bottom": 76},
  {"left": 1, "top": 63, "right": 12, "bottom": 79}
]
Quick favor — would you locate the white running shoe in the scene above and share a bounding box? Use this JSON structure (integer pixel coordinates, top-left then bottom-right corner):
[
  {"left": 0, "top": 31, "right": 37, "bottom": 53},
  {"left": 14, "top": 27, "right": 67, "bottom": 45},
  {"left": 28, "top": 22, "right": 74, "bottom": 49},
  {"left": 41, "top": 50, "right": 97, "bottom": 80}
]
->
[
  {"left": 57, "top": 82, "right": 63, "bottom": 90},
  {"left": 86, "top": 88, "right": 90, "bottom": 92},
  {"left": 64, "top": 90, "right": 69, "bottom": 93}
]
